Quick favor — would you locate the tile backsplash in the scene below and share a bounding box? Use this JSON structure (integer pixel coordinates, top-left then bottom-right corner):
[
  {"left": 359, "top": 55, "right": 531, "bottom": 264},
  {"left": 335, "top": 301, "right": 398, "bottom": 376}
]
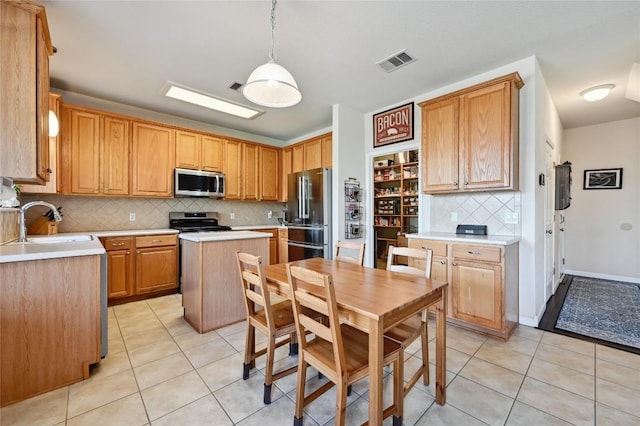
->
[
  {"left": 429, "top": 191, "right": 521, "bottom": 236},
  {"left": 19, "top": 195, "right": 286, "bottom": 233}
]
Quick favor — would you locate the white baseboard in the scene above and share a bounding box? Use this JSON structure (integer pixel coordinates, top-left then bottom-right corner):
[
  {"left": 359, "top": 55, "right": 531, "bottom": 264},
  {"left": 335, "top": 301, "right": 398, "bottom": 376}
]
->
[
  {"left": 563, "top": 269, "right": 640, "bottom": 284},
  {"left": 519, "top": 301, "right": 548, "bottom": 328}
]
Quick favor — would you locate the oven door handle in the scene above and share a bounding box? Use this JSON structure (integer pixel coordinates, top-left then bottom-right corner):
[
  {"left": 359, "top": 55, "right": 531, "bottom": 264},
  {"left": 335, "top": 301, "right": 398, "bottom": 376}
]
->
[{"left": 287, "top": 241, "right": 324, "bottom": 249}]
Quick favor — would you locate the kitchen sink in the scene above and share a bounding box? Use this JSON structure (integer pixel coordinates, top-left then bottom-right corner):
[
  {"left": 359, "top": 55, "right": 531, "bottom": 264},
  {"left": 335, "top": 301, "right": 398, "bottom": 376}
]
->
[{"left": 6, "top": 235, "right": 94, "bottom": 245}]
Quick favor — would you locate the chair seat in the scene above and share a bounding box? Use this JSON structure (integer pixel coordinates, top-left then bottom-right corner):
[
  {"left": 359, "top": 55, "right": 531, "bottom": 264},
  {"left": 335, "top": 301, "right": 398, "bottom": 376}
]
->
[
  {"left": 306, "top": 324, "right": 401, "bottom": 377},
  {"left": 252, "top": 300, "right": 297, "bottom": 333},
  {"left": 384, "top": 313, "right": 422, "bottom": 346}
]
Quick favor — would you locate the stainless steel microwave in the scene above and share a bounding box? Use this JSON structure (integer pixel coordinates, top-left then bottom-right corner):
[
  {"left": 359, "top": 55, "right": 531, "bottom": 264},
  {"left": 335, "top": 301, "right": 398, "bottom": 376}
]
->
[{"left": 174, "top": 168, "right": 225, "bottom": 198}]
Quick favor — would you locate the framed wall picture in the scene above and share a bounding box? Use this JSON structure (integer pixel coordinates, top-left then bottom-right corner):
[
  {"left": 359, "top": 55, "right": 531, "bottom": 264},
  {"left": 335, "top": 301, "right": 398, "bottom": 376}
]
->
[
  {"left": 583, "top": 168, "right": 623, "bottom": 190},
  {"left": 373, "top": 102, "right": 414, "bottom": 148}
]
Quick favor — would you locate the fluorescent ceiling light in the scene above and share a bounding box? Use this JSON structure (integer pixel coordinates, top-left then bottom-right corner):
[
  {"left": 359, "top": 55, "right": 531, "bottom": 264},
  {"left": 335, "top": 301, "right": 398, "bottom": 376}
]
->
[
  {"left": 626, "top": 62, "right": 640, "bottom": 103},
  {"left": 164, "top": 84, "right": 263, "bottom": 119},
  {"left": 579, "top": 84, "right": 614, "bottom": 102}
]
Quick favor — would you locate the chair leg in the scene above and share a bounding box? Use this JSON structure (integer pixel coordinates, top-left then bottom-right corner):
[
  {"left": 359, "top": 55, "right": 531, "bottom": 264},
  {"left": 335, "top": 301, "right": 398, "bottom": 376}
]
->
[
  {"left": 289, "top": 332, "right": 299, "bottom": 355},
  {"left": 393, "top": 354, "right": 404, "bottom": 426},
  {"left": 347, "top": 385, "right": 352, "bottom": 396},
  {"left": 335, "top": 379, "right": 348, "bottom": 426},
  {"left": 422, "top": 319, "right": 430, "bottom": 386},
  {"left": 294, "top": 360, "right": 308, "bottom": 421},
  {"left": 243, "top": 322, "right": 254, "bottom": 379},
  {"left": 264, "top": 335, "right": 276, "bottom": 404}
]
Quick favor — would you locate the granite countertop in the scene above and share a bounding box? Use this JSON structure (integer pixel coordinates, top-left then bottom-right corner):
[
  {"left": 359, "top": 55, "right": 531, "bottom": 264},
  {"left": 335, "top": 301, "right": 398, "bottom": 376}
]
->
[
  {"left": 406, "top": 232, "right": 520, "bottom": 246},
  {"left": 179, "top": 230, "right": 272, "bottom": 242}
]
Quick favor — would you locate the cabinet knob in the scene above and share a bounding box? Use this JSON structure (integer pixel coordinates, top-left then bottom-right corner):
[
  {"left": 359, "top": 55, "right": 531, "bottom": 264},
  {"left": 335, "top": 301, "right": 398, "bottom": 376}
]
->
[
  {"left": 467, "top": 251, "right": 481, "bottom": 255},
  {"left": 137, "top": 250, "right": 141, "bottom": 254},
  {"left": 464, "top": 181, "right": 469, "bottom": 186},
  {"left": 126, "top": 251, "right": 130, "bottom": 255},
  {"left": 112, "top": 242, "right": 125, "bottom": 247},
  {"left": 453, "top": 182, "right": 458, "bottom": 186},
  {"left": 440, "top": 260, "right": 446, "bottom": 264},
  {"left": 46, "top": 168, "right": 52, "bottom": 173},
  {"left": 452, "top": 262, "right": 457, "bottom": 266}
]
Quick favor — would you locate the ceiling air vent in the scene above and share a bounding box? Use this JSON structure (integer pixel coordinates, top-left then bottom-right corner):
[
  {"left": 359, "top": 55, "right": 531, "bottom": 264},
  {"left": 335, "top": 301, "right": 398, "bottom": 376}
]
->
[
  {"left": 376, "top": 50, "right": 416, "bottom": 73},
  {"left": 229, "top": 81, "right": 244, "bottom": 91}
]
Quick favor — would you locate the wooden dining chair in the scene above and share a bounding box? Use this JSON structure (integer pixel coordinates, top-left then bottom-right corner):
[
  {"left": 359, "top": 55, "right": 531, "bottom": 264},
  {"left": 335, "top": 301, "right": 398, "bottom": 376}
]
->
[
  {"left": 385, "top": 245, "right": 433, "bottom": 396},
  {"left": 334, "top": 240, "right": 366, "bottom": 265},
  {"left": 235, "top": 251, "right": 298, "bottom": 404},
  {"left": 286, "top": 264, "right": 403, "bottom": 426}
]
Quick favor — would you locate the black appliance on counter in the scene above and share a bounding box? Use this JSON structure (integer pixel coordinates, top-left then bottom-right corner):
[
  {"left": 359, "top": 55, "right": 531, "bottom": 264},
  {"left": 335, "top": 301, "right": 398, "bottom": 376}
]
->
[
  {"left": 169, "top": 212, "right": 232, "bottom": 291},
  {"left": 456, "top": 224, "right": 488, "bottom": 235}
]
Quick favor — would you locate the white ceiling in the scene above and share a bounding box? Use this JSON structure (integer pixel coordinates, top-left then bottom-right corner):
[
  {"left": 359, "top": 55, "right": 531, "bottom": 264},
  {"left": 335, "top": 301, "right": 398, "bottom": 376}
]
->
[{"left": 42, "top": 0, "right": 640, "bottom": 142}]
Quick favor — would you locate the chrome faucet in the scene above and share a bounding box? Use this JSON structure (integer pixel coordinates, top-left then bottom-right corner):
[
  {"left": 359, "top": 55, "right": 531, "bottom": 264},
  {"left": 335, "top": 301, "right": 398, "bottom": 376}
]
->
[{"left": 18, "top": 201, "right": 63, "bottom": 242}]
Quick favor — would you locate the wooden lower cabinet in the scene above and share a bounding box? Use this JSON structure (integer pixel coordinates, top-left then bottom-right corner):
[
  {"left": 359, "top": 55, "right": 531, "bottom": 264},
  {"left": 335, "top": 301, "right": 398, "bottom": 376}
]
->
[
  {"left": 278, "top": 228, "right": 288, "bottom": 263},
  {"left": 1, "top": 255, "right": 101, "bottom": 406},
  {"left": 408, "top": 238, "right": 518, "bottom": 339},
  {"left": 247, "top": 228, "right": 278, "bottom": 264},
  {"left": 101, "top": 233, "right": 178, "bottom": 305}
]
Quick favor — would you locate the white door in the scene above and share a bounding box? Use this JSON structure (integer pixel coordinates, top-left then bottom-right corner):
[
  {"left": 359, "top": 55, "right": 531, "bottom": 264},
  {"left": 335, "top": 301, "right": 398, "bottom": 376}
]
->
[{"left": 544, "top": 144, "right": 556, "bottom": 301}]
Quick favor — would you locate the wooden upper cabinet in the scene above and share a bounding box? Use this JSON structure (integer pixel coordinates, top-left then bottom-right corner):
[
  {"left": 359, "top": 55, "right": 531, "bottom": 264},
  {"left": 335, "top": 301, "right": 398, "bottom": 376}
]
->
[
  {"left": 280, "top": 148, "right": 292, "bottom": 202},
  {"left": 0, "top": 2, "right": 53, "bottom": 184},
  {"left": 21, "top": 93, "right": 62, "bottom": 194},
  {"left": 291, "top": 144, "right": 304, "bottom": 173},
  {"left": 260, "top": 146, "right": 279, "bottom": 201},
  {"left": 62, "top": 106, "right": 129, "bottom": 196},
  {"left": 303, "top": 137, "right": 322, "bottom": 170},
  {"left": 242, "top": 143, "right": 260, "bottom": 200},
  {"left": 131, "top": 122, "right": 175, "bottom": 197},
  {"left": 224, "top": 140, "right": 242, "bottom": 200},
  {"left": 175, "top": 130, "right": 201, "bottom": 170},
  {"left": 201, "top": 136, "right": 224, "bottom": 172},
  {"left": 421, "top": 97, "right": 459, "bottom": 193},
  {"left": 420, "top": 73, "right": 522, "bottom": 194},
  {"left": 101, "top": 116, "right": 129, "bottom": 195},
  {"left": 321, "top": 134, "right": 332, "bottom": 169},
  {"left": 68, "top": 108, "right": 101, "bottom": 194}
]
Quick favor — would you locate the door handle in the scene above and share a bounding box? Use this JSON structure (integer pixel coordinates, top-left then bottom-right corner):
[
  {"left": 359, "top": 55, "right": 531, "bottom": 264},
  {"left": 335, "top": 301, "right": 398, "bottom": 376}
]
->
[{"left": 546, "top": 230, "right": 553, "bottom": 235}]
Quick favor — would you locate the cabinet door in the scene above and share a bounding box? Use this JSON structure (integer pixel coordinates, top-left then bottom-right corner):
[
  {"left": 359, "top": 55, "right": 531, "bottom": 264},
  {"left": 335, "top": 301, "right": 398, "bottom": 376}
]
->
[
  {"left": 175, "top": 130, "right": 201, "bottom": 170},
  {"left": 304, "top": 138, "right": 322, "bottom": 170},
  {"left": 201, "top": 136, "right": 224, "bottom": 172},
  {"left": 321, "top": 134, "right": 332, "bottom": 169},
  {"left": 459, "top": 81, "right": 512, "bottom": 190},
  {"left": 242, "top": 144, "right": 259, "bottom": 200},
  {"left": 421, "top": 98, "right": 459, "bottom": 193},
  {"left": 135, "top": 245, "right": 178, "bottom": 293},
  {"left": 106, "top": 249, "right": 133, "bottom": 299},
  {"left": 269, "top": 237, "right": 278, "bottom": 265},
  {"left": 260, "top": 146, "right": 279, "bottom": 201},
  {"left": 102, "top": 116, "right": 129, "bottom": 195},
  {"left": 278, "top": 229, "right": 289, "bottom": 263},
  {"left": 291, "top": 144, "right": 304, "bottom": 173},
  {"left": 280, "top": 148, "right": 292, "bottom": 202},
  {"left": 35, "top": 16, "right": 50, "bottom": 182},
  {"left": 131, "top": 122, "right": 175, "bottom": 197},
  {"left": 451, "top": 260, "right": 502, "bottom": 330},
  {"left": 224, "top": 140, "right": 242, "bottom": 200},
  {"left": 69, "top": 109, "right": 101, "bottom": 194}
]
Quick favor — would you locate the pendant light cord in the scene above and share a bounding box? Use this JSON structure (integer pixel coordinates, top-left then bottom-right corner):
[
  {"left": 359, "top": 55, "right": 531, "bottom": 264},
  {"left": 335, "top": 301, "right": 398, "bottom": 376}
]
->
[{"left": 269, "top": 0, "right": 277, "bottom": 62}]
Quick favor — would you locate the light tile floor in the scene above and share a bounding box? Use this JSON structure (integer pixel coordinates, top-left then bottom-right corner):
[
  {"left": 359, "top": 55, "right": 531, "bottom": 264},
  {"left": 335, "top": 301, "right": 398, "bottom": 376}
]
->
[{"left": 2, "top": 294, "right": 639, "bottom": 426}]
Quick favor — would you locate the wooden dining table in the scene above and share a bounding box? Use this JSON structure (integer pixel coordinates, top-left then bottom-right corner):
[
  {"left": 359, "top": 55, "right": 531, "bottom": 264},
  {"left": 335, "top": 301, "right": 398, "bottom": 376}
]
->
[{"left": 263, "top": 257, "right": 448, "bottom": 425}]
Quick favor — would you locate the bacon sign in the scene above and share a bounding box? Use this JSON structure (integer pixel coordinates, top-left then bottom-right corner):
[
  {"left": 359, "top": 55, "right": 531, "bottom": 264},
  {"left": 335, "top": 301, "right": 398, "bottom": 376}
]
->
[{"left": 373, "top": 102, "right": 414, "bottom": 147}]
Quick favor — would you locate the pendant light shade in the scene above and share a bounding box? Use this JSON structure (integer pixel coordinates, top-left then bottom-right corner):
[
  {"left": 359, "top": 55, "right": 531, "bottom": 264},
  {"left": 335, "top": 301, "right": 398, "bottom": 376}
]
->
[
  {"left": 242, "top": 0, "right": 301, "bottom": 108},
  {"left": 243, "top": 61, "right": 301, "bottom": 108}
]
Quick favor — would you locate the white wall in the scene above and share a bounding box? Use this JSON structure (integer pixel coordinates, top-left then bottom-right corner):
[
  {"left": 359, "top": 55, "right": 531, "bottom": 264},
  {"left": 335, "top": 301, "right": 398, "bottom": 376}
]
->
[
  {"left": 562, "top": 117, "right": 640, "bottom": 283},
  {"left": 332, "top": 104, "right": 366, "bottom": 261}
]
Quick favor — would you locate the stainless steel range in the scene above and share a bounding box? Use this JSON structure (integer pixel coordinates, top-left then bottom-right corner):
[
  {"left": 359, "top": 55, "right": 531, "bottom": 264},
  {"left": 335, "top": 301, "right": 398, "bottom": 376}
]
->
[
  {"left": 169, "top": 212, "right": 232, "bottom": 233},
  {"left": 169, "top": 212, "right": 232, "bottom": 290}
]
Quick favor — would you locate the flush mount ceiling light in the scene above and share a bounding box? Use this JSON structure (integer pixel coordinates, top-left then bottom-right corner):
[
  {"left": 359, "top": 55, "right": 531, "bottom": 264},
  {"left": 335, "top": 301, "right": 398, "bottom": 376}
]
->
[
  {"left": 242, "top": 0, "right": 301, "bottom": 108},
  {"left": 580, "top": 84, "right": 615, "bottom": 102},
  {"left": 164, "top": 83, "right": 263, "bottom": 119}
]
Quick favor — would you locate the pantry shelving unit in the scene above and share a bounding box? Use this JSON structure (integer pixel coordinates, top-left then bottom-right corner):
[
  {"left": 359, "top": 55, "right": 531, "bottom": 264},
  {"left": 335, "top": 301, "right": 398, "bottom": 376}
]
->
[{"left": 373, "top": 149, "right": 419, "bottom": 269}]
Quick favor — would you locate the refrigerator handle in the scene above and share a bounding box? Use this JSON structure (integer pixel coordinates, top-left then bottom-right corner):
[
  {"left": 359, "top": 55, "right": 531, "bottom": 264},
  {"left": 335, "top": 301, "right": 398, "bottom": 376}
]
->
[
  {"left": 301, "top": 175, "right": 309, "bottom": 219},
  {"left": 298, "top": 176, "right": 304, "bottom": 219}
]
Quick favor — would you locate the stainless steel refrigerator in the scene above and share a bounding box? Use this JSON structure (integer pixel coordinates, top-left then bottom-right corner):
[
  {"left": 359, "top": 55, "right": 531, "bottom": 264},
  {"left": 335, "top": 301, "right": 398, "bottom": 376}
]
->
[{"left": 287, "top": 168, "right": 332, "bottom": 261}]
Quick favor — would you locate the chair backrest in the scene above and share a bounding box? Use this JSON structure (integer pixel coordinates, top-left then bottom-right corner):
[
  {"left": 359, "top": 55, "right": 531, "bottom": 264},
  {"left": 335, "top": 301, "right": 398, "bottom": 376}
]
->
[
  {"left": 334, "top": 240, "right": 366, "bottom": 265},
  {"left": 386, "top": 245, "right": 433, "bottom": 278},
  {"left": 236, "top": 251, "right": 274, "bottom": 328},
  {"left": 286, "top": 264, "right": 346, "bottom": 377}
]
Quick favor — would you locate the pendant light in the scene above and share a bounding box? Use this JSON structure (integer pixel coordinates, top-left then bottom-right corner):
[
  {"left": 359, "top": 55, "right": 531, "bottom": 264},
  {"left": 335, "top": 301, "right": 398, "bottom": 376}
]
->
[{"left": 242, "top": 0, "right": 301, "bottom": 108}]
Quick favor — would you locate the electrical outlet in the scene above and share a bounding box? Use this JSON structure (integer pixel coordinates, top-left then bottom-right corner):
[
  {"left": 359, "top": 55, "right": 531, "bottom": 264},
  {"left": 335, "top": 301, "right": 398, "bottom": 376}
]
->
[
  {"left": 450, "top": 212, "right": 458, "bottom": 222},
  {"left": 129, "top": 213, "right": 136, "bottom": 222},
  {"left": 504, "top": 212, "right": 519, "bottom": 224},
  {"left": 230, "top": 212, "right": 235, "bottom": 220},
  {"left": 268, "top": 210, "right": 273, "bottom": 219}
]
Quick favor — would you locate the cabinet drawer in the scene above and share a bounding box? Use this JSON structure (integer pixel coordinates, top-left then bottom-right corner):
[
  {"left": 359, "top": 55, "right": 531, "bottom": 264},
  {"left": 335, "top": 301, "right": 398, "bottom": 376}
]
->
[
  {"left": 408, "top": 239, "right": 448, "bottom": 257},
  {"left": 103, "top": 237, "right": 133, "bottom": 251},
  {"left": 452, "top": 244, "right": 501, "bottom": 263},
  {"left": 278, "top": 228, "right": 288, "bottom": 239},
  {"left": 136, "top": 234, "right": 177, "bottom": 248}
]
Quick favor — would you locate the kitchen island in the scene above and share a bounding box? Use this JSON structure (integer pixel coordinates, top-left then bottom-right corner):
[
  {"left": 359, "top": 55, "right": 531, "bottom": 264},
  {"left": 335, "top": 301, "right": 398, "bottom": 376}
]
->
[{"left": 180, "top": 231, "right": 271, "bottom": 333}]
